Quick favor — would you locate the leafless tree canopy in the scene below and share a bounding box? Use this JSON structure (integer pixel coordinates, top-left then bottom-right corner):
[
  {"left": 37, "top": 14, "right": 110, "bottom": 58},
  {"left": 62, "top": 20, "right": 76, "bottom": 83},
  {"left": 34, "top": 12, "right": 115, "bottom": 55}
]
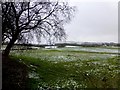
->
[{"left": 2, "top": 1, "right": 75, "bottom": 55}]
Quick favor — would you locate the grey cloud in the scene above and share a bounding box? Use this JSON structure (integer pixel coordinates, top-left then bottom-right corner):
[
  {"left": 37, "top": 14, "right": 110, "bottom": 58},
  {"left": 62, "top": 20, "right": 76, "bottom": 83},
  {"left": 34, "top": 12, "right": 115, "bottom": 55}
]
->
[{"left": 65, "top": 2, "right": 118, "bottom": 42}]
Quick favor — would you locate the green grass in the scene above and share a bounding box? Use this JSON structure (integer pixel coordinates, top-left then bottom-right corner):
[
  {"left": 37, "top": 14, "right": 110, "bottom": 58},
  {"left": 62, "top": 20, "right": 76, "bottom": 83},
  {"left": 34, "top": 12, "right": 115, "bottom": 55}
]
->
[{"left": 10, "top": 48, "right": 120, "bottom": 89}]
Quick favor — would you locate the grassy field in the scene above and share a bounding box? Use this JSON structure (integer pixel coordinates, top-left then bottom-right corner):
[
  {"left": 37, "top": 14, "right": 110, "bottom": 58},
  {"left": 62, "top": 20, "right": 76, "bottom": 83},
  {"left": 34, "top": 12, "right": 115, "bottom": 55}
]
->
[{"left": 10, "top": 46, "right": 120, "bottom": 89}]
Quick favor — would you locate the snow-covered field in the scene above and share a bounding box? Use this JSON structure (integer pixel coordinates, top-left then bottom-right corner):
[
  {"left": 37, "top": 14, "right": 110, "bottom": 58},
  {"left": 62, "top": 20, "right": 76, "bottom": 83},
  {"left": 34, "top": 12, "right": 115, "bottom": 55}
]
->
[
  {"left": 55, "top": 46, "right": 119, "bottom": 54},
  {"left": 10, "top": 46, "right": 120, "bottom": 89}
]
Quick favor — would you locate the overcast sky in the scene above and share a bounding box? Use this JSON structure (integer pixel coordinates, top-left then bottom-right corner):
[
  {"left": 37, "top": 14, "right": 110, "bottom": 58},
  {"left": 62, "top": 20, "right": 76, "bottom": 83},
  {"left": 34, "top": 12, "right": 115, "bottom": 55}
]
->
[{"left": 63, "top": 0, "right": 119, "bottom": 43}]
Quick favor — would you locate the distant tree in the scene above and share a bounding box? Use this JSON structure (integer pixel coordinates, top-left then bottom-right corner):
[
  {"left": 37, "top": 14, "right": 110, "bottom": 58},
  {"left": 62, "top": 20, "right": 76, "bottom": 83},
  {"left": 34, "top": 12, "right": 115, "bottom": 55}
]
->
[{"left": 2, "top": 1, "right": 75, "bottom": 56}]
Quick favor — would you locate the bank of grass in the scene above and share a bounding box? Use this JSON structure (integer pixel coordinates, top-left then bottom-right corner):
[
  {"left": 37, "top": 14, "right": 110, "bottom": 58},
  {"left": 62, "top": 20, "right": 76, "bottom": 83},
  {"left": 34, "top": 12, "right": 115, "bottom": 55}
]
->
[
  {"left": 2, "top": 55, "right": 28, "bottom": 90},
  {"left": 10, "top": 49, "right": 120, "bottom": 89}
]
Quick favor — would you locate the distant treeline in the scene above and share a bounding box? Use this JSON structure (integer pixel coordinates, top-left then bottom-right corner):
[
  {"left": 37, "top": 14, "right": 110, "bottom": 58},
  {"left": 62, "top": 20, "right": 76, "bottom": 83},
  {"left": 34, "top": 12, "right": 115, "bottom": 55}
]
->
[
  {"left": 78, "top": 42, "right": 120, "bottom": 47},
  {"left": 2, "top": 42, "right": 120, "bottom": 48}
]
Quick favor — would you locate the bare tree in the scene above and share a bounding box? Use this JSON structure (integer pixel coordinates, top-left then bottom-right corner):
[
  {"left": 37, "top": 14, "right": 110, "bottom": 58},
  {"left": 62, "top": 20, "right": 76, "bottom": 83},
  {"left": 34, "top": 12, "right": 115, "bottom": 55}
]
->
[{"left": 2, "top": 1, "right": 75, "bottom": 56}]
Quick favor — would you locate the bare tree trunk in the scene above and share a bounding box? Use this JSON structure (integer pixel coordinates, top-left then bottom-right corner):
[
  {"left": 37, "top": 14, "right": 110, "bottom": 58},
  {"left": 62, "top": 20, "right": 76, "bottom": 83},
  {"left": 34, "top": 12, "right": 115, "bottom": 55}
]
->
[{"left": 3, "top": 37, "right": 17, "bottom": 56}]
